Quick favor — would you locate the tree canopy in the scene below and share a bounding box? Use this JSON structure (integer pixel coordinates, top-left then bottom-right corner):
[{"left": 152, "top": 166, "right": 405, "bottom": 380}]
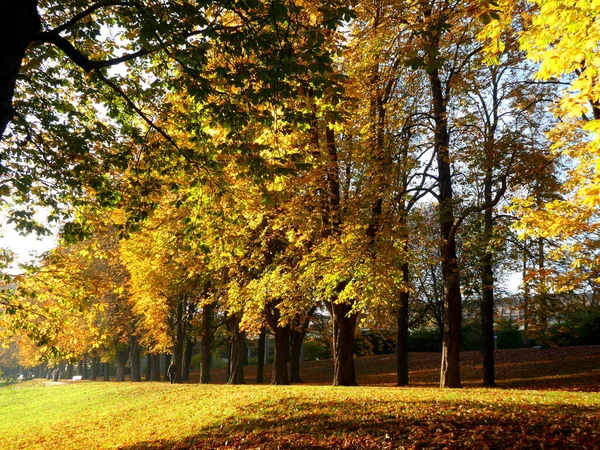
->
[{"left": 1, "top": 0, "right": 599, "bottom": 389}]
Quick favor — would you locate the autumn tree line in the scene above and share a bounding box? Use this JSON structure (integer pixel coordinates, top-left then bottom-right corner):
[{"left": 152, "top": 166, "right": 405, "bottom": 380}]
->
[{"left": 1, "top": 0, "right": 599, "bottom": 388}]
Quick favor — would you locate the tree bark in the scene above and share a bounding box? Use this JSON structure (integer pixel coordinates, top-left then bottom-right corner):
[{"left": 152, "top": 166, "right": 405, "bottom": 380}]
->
[
  {"left": 226, "top": 315, "right": 245, "bottom": 384},
  {"left": 130, "top": 336, "right": 141, "bottom": 382},
  {"left": 103, "top": 362, "right": 110, "bottom": 381},
  {"left": 182, "top": 337, "right": 195, "bottom": 382},
  {"left": 256, "top": 327, "right": 266, "bottom": 383},
  {"left": 481, "top": 165, "right": 496, "bottom": 387},
  {"left": 290, "top": 308, "right": 314, "bottom": 383},
  {"left": 429, "top": 63, "right": 462, "bottom": 389},
  {"left": 265, "top": 301, "right": 291, "bottom": 385},
  {"left": 66, "top": 363, "right": 74, "bottom": 380},
  {"left": 145, "top": 354, "right": 152, "bottom": 381},
  {"left": 200, "top": 303, "right": 213, "bottom": 384},
  {"left": 290, "top": 328, "right": 304, "bottom": 383},
  {"left": 271, "top": 324, "right": 290, "bottom": 385},
  {"left": 90, "top": 356, "right": 100, "bottom": 381},
  {"left": 397, "top": 261, "right": 410, "bottom": 386},
  {"left": 163, "top": 353, "right": 171, "bottom": 382},
  {"left": 0, "top": 0, "right": 41, "bottom": 139},
  {"left": 150, "top": 353, "right": 161, "bottom": 382},
  {"left": 172, "top": 298, "right": 185, "bottom": 383},
  {"left": 331, "top": 302, "right": 358, "bottom": 386},
  {"left": 115, "top": 348, "right": 128, "bottom": 382}
]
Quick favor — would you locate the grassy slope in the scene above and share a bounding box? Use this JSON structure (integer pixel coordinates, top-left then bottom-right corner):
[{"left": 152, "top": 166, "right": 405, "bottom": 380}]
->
[{"left": 1, "top": 346, "right": 599, "bottom": 449}]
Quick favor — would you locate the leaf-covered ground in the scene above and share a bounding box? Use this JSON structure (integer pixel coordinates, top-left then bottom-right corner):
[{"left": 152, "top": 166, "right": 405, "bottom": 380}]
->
[
  {"left": 205, "top": 345, "right": 600, "bottom": 391},
  {"left": 1, "top": 346, "right": 599, "bottom": 449}
]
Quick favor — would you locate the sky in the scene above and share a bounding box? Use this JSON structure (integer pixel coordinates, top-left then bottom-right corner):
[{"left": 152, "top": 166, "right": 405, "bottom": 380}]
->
[{"left": 0, "top": 212, "right": 57, "bottom": 273}]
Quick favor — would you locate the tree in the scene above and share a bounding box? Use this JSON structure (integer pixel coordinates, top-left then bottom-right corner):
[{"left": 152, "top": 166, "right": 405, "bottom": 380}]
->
[
  {"left": 482, "top": 1, "right": 600, "bottom": 296},
  {"left": 1, "top": 0, "right": 353, "bottom": 236}
]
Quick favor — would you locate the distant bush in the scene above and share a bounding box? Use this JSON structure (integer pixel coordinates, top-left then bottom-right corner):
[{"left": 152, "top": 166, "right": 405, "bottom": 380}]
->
[
  {"left": 548, "top": 308, "right": 600, "bottom": 347},
  {"left": 408, "top": 327, "right": 442, "bottom": 352},
  {"left": 363, "top": 329, "right": 397, "bottom": 355},
  {"left": 461, "top": 321, "right": 482, "bottom": 351},
  {"left": 353, "top": 329, "right": 397, "bottom": 356},
  {"left": 303, "top": 339, "right": 330, "bottom": 361},
  {"left": 495, "top": 319, "right": 524, "bottom": 349}
]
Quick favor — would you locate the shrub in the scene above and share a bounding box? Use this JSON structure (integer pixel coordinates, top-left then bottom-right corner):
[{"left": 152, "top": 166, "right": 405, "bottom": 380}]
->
[
  {"left": 548, "top": 307, "right": 600, "bottom": 347},
  {"left": 495, "top": 318, "right": 524, "bottom": 349},
  {"left": 303, "top": 339, "right": 330, "bottom": 361},
  {"left": 461, "top": 321, "right": 482, "bottom": 351},
  {"left": 408, "top": 327, "right": 442, "bottom": 352},
  {"left": 362, "top": 329, "right": 397, "bottom": 355}
]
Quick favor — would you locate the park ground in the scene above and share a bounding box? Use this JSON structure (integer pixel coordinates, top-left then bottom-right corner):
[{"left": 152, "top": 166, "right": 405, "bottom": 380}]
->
[{"left": 1, "top": 346, "right": 599, "bottom": 449}]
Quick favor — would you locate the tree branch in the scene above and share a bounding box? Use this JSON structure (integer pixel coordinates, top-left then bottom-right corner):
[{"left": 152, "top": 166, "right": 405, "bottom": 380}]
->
[{"left": 34, "top": 31, "right": 151, "bottom": 73}]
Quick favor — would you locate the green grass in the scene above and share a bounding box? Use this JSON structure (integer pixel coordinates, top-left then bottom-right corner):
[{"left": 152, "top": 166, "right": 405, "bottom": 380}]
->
[{"left": 1, "top": 380, "right": 599, "bottom": 449}]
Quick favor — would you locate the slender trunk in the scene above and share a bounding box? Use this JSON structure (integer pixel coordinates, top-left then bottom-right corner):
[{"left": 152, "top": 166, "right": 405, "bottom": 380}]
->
[
  {"left": 146, "top": 354, "right": 152, "bottom": 381},
  {"left": 82, "top": 356, "right": 89, "bottom": 380},
  {"left": 256, "top": 327, "right": 266, "bottom": 383},
  {"left": 226, "top": 315, "right": 245, "bottom": 384},
  {"left": 481, "top": 165, "right": 496, "bottom": 387},
  {"left": 130, "top": 336, "right": 141, "bottom": 382},
  {"left": 200, "top": 303, "right": 213, "bottom": 384},
  {"left": 163, "top": 354, "right": 171, "bottom": 382},
  {"left": 182, "top": 337, "right": 195, "bottom": 381},
  {"left": 0, "top": 0, "right": 40, "bottom": 139},
  {"left": 271, "top": 324, "right": 290, "bottom": 385},
  {"left": 67, "top": 363, "right": 74, "bottom": 380},
  {"left": 429, "top": 63, "right": 462, "bottom": 388},
  {"left": 397, "top": 205, "right": 410, "bottom": 386},
  {"left": 172, "top": 298, "right": 185, "bottom": 383},
  {"left": 323, "top": 126, "right": 358, "bottom": 386},
  {"left": 90, "top": 357, "right": 97, "bottom": 380},
  {"left": 397, "top": 261, "right": 410, "bottom": 386}
]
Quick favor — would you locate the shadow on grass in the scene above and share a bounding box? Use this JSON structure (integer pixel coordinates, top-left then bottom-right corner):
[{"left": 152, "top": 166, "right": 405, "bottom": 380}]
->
[{"left": 119, "top": 397, "right": 600, "bottom": 449}]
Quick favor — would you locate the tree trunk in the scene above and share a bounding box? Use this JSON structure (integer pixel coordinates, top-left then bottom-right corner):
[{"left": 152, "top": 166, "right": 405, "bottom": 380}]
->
[
  {"left": 103, "top": 362, "right": 110, "bottom": 381},
  {"left": 200, "top": 303, "right": 213, "bottom": 384},
  {"left": 256, "top": 327, "right": 266, "bottom": 383},
  {"left": 290, "top": 308, "right": 314, "bottom": 383},
  {"left": 429, "top": 62, "right": 462, "bottom": 389},
  {"left": 115, "top": 348, "right": 128, "bottom": 382},
  {"left": 182, "top": 337, "right": 195, "bottom": 382},
  {"left": 91, "top": 356, "right": 99, "bottom": 380},
  {"left": 172, "top": 298, "right": 185, "bottom": 384},
  {"left": 290, "top": 328, "right": 304, "bottom": 383},
  {"left": 226, "top": 315, "right": 245, "bottom": 385},
  {"left": 150, "top": 353, "right": 160, "bottom": 382},
  {"left": 0, "top": 0, "right": 41, "bottom": 139},
  {"left": 66, "top": 363, "right": 74, "bottom": 380},
  {"left": 331, "top": 302, "right": 358, "bottom": 386},
  {"left": 397, "top": 262, "right": 410, "bottom": 386},
  {"left": 439, "top": 237, "right": 462, "bottom": 389},
  {"left": 130, "top": 336, "right": 141, "bottom": 382},
  {"left": 82, "top": 356, "right": 89, "bottom": 380},
  {"left": 481, "top": 165, "right": 496, "bottom": 387},
  {"left": 271, "top": 324, "right": 290, "bottom": 385},
  {"left": 146, "top": 354, "right": 152, "bottom": 381},
  {"left": 163, "top": 353, "right": 171, "bottom": 382}
]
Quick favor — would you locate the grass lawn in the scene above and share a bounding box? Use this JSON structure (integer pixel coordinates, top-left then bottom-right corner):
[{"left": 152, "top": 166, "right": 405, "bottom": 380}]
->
[{"left": 1, "top": 347, "right": 599, "bottom": 449}]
